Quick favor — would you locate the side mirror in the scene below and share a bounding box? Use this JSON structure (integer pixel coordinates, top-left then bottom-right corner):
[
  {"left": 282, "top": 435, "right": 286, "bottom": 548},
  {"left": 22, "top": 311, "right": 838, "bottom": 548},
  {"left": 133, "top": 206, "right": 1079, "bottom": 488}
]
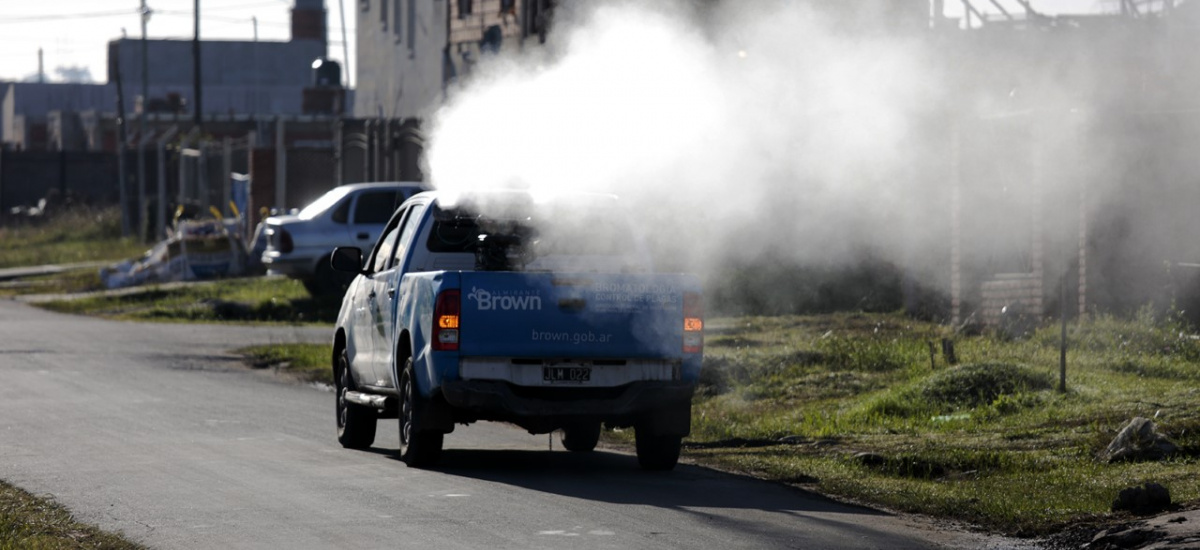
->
[{"left": 330, "top": 247, "right": 363, "bottom": 273}]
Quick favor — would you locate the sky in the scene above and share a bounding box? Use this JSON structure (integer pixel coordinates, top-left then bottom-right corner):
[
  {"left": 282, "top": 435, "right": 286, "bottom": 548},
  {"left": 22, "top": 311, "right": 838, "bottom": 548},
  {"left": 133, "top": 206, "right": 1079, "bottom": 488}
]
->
[{"left": 0, "top": 0, "right": 1135, "bottom": 91}]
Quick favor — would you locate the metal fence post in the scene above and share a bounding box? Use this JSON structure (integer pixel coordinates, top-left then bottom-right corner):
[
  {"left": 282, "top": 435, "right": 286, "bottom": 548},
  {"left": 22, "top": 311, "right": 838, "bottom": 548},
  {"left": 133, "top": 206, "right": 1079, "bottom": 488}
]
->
[
  {"left": 222, "top": 136, "right": 232, "bottom": 215},
  {"left": 198, "top": 142, "right": 208, "bottom": 210},
  {"left": 178, "top": 130, "right": 192, "bottom": 221},
  {"left": 137, "top": 130, "right": 157, "bottom": 242},
  {"left": 275, "top": 117, "right": 286, "bottom": 209},
  {"left": 156, "top": 125, "right": 179, "bottom": 240}
]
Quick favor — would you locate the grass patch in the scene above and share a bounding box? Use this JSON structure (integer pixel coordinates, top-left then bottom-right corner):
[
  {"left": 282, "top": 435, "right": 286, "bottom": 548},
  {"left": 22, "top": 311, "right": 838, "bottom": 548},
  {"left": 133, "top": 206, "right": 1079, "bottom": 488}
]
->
[
  {"left": 0, "top": 269, "right": 106, "bottom": 298},
  {"left": 0, "top": 479, "right": 144, "bottom": 549},
  {"left": 36, "top": 277, "right": 340, "bottom": 325},
  {"left": 236, "top": 343, "right": 333, "bottom": 384},
  {"left": 682, "top": 312, "right": 1200, "bottom": 535},
  {"left": 0, "top": 207, "right": 146, "bottom": 269}
]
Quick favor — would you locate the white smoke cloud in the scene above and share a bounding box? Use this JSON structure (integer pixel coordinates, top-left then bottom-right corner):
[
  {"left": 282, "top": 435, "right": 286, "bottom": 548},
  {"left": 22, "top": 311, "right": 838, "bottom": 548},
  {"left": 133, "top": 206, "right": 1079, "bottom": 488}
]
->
[
  {"left": 428, "top": 0, "right": 1142, "bottom": 320},
  {"left": 426, "top": 1, "right": 943, "bottom": 271}
]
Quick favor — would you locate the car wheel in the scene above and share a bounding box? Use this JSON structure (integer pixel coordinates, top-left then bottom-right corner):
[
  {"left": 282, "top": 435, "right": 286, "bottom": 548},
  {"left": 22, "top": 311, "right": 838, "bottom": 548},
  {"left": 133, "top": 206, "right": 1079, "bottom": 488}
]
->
[
  {"left": 399, "top": 357, "right": 443, "bottom": 467},
  {"left": 560, "top": 422, "right": 601, "bottom": 452},
  {"left": 635, "top": 425, "right": 682, "bottom": 471},
  {"left": 336, "top": 348, "right": 377, "bottom": 449}
]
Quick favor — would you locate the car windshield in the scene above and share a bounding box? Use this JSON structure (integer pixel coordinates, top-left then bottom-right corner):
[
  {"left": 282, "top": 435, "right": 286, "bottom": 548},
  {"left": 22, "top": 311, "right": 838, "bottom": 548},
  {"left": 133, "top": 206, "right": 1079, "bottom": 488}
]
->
[{"left": 296, "top": 187, "right": 354, "bottom": 220}]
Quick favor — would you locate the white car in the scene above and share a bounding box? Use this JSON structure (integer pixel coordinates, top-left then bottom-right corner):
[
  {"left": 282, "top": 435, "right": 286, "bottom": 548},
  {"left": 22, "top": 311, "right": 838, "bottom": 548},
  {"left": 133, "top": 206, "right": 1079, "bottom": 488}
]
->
[{"left": 261, "top": 182, "right": 428, "bottom": 294}]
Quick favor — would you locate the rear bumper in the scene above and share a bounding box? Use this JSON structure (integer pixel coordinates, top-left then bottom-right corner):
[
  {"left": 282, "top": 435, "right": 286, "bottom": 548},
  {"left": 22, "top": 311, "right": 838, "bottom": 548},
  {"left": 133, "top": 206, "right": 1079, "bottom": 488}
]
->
[{"left": 441, "top": 379, "right": 694, "bottom": 420}]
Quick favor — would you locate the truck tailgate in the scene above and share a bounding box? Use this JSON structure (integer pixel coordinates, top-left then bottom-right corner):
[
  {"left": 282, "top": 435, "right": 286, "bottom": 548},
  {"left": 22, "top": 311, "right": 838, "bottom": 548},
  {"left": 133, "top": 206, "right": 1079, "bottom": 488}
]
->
[{"left": 457, "top": 272, "right": 699, "bottom": 359}]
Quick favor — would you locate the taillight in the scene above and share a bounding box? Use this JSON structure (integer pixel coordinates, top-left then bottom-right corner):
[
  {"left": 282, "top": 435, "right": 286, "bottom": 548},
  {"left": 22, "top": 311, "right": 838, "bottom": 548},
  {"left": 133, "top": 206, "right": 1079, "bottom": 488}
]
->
[
  {"left": 683, "top": 291, "right": 703, "bottom": 354},
  {"left": 278, "top": 228, "right": 294, "bottom": 253},
  {"left": 432, "top": 289, "right": 461, "bottom": 351}
]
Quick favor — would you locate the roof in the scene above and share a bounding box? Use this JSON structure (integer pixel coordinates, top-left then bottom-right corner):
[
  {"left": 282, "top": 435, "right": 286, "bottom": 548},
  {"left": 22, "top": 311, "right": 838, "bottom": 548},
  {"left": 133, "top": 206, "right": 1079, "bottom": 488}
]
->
[
  {"left": 418, "top": 189, "right": 623, "bottom": 216},
  {"left": 341, "top": 181, "right": 429, "bottom": 191}
]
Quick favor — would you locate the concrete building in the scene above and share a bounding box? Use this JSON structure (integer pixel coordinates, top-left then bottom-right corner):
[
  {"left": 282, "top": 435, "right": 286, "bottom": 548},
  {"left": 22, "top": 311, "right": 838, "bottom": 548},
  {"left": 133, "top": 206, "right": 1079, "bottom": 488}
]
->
[
  {"left": 1, "top": 0, "right": 348, "bottom": 152},
  {"left": 354, "top": 0, "right": 553, "bottom": 119},
  {"left": 1, "top": 83, "right": 116, "bottom": 151},
  {"left": 107, "top": 0, "right": 328, "bottom": 116}
]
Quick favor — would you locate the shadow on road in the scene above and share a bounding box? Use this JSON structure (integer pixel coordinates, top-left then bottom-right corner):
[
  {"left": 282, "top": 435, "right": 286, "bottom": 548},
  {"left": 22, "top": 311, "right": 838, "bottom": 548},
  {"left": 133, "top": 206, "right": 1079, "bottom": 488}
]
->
[
  {"left": 339, "top": 439, "right": 954, "bottom": 548},
  {"left": 427, "top": 447, "right": 887, "bottom": 517}
]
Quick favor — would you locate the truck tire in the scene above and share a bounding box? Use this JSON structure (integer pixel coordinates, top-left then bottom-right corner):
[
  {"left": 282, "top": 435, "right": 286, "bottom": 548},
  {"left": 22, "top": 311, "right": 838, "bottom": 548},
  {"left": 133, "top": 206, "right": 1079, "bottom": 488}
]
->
[
  {"left": 635, "top": 427, "right": 682, "bottom": 471},
  {"left": 399, "top": 358, "right": 443, "bottom": 467},
  {"left": 336, "top": 348, "right": 377, "bottom": 449},
  {"left": 560, "top": 422, "right": 601, "bottom": 452}
]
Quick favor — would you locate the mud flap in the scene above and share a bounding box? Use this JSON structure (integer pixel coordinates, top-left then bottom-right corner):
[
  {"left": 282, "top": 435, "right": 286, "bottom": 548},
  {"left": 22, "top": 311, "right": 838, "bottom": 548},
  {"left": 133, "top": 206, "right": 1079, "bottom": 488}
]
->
[{"left": 417, "top": 391, "right": 456, "bottom": 434}]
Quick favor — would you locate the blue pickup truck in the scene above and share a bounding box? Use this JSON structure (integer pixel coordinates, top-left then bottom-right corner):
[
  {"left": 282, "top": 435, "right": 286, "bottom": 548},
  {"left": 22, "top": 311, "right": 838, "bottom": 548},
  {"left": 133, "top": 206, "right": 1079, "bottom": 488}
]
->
[{"left": 329, "top": 190, "right": 703, "bottom": 470}]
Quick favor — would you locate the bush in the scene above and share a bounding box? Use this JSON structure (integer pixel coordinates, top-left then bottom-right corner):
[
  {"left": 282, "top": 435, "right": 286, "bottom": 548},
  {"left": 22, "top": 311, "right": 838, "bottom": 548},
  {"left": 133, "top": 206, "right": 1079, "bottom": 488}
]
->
[
  {"left": 817, "top": 334, "right": 921, "bottom": 372},
  {"left": 1057, "top": 308, "right": 1200, "bottom": 362},
  {"left": 920, "top": 362, "right": 1053, "bottom": 409}
]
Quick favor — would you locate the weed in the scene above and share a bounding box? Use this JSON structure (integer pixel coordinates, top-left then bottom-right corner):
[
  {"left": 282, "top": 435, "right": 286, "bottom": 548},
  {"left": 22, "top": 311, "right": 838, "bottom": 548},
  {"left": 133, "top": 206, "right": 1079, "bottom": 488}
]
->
[
  {"left": 0, "top": 206, "right": 145, "bottom": 269},
  {"left": 235, "top": 343, "right": 333, "bottom": 384},
  {"left": 0, "top": 480, "right": 144, "bottom": 549}
]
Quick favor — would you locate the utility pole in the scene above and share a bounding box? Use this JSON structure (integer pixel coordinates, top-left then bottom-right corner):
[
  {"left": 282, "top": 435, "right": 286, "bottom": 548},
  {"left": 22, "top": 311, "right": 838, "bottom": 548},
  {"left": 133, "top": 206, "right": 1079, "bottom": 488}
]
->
[
  {"left": 114, "top": 54, "right": 131, "bottom": 237},
  {"left": 139, "top": 0, "right": 151, "bottom": 241},
  {"left": 192, "top": 0, "right": 202, "bottom": 129},
  {"left": 141, "top": 1, "right": 150, "bottom": 110},
  {"left": 338, "top": 0, "right": 350, "bottom": 87},
  {"left": 252, "top": 16, "right": 259, "bottom": 114}
]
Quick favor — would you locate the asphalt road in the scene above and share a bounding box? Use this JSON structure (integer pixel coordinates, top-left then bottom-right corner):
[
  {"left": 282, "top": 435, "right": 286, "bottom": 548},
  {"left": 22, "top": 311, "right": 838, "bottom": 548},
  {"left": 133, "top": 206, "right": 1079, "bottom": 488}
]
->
[{"left": 0, "top": 300, "right": 1034, "bottom": 549}]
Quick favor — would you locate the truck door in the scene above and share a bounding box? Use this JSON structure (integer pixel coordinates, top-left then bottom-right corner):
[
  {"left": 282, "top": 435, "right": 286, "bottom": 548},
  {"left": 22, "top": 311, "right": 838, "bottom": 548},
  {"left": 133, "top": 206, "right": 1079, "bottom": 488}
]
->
[
  {"left": 355, "top": 206, "right": 409, "bottom": 386},
  {"left": 367, "top": 202, "right": 427, "bottom": 387}
]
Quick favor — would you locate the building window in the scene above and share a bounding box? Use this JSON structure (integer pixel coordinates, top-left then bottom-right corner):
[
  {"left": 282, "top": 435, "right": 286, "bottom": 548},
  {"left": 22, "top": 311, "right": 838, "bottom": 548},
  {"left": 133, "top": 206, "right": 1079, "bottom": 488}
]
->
[
  {"left": 525, "top": 0, "right": 553, "bottom": 44},
  {"left": 406, "top": 0, "right": 416, "bottom": 51},
  {"left": 458, "top": 0, "right": 473, "bottom": 19},
  {"left": 381, "top": 0, "right": 388, "bottom": 30},
  {"left": 360, "top": 0, "right": 369, "bottom": 12},
  {"left": 394, "top": 0, "right": 402, "bottom": 39}
]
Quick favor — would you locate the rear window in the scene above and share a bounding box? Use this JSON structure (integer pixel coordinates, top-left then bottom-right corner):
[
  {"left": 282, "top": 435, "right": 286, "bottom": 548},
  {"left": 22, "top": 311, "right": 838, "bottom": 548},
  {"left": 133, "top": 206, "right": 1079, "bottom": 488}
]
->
[
  {"left": 425, "top": 201, "right": 634, "bottom": 257},
  {"left": 427, "top": 220, "right": 479, "bottom": 253},
  {"left": 353, "top": 191, "right": 402, "bottom": 224}
]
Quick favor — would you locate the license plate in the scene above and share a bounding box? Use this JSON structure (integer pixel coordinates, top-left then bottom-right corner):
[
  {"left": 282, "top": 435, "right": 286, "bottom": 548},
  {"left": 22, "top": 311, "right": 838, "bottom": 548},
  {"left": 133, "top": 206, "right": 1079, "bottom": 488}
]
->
[{"left": 543, "top": 366, "right": 591, "bottom": 383}]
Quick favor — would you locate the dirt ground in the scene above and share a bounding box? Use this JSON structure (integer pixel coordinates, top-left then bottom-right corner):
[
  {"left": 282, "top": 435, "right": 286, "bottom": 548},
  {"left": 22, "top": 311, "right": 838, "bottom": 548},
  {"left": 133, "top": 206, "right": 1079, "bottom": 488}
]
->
[{"left": 1042, "top": 507, "right": 1200, "bottom": 550}]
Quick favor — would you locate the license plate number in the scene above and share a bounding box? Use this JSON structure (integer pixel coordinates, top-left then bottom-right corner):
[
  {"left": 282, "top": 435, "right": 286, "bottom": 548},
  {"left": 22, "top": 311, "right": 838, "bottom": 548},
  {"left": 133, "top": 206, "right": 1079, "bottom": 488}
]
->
[{"left": 543, "top": 366, "right": 591, "bottom": 383}]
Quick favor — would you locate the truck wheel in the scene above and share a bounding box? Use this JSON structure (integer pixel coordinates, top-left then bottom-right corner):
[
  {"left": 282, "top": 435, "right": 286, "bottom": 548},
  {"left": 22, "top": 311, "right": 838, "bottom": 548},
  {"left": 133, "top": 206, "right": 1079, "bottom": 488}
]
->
[
  {"left": 399, "top": 358, "right": 443, "bottom": 467},
  {"left": 336, "top": 349, "right": 377, "bottom": 449},
  {"left": 635, "top": 427, "right": 682, "bottom": 471},
  {"left": 560, "top": 422, "right": 601, "bottom": 452}
]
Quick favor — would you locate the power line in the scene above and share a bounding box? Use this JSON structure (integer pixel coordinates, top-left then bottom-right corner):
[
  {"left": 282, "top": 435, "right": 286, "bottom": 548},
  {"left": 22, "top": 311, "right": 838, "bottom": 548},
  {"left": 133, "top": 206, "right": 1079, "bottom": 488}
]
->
[
  {"left": 186, "top": 0, "right": 288, "bottom": 12},
  {"left": 154, "top": 10, "right": 291, "bottom": 28},
  {"left": 0, "top": 0, "right": 286, "bottom": 25},
  {"left": 0, "top": 9, "right": 135, "bottom": 24}
]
